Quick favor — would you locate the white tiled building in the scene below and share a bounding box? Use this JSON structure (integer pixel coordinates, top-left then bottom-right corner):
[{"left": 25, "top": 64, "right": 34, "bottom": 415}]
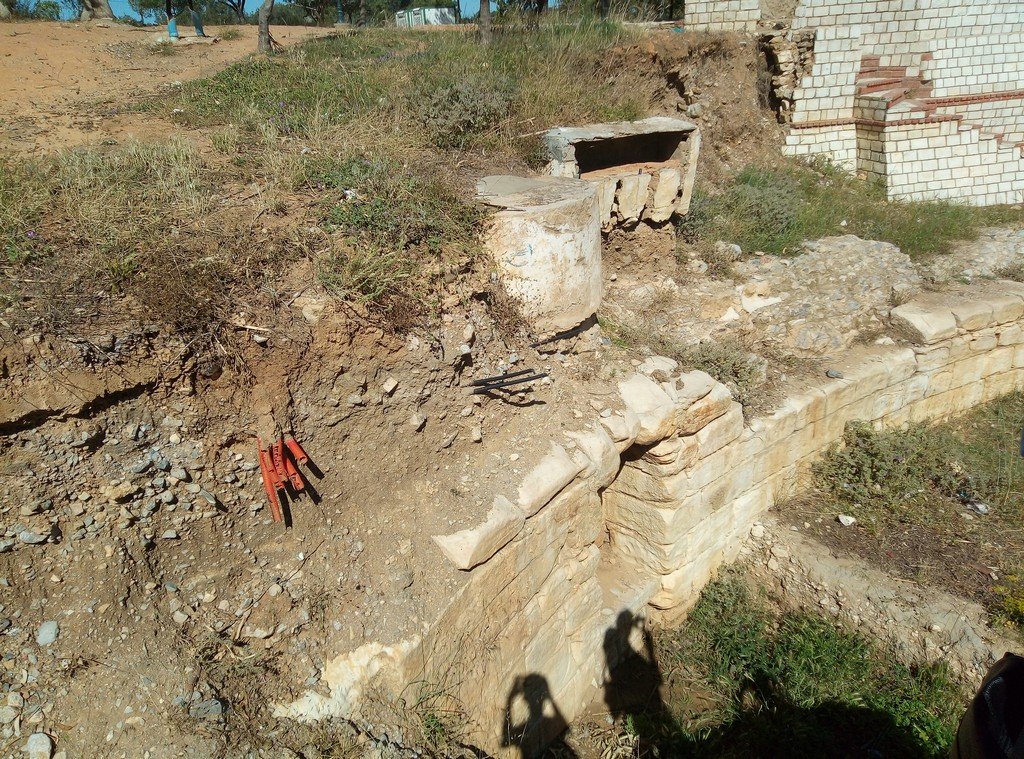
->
[{"left": 689, "top": 0, "right": 1024, "bottom": 206}]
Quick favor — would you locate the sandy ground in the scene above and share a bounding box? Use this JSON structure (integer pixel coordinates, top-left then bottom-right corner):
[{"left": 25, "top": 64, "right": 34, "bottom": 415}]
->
[{"left": 0, "top": 20, "right": 332, "bottom": 153}]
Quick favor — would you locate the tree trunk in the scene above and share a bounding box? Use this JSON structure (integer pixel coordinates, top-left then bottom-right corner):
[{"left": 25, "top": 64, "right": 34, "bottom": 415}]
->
[
  {"left": 356, "top": 0, "right": 365, "bottom": 26},
  {"left": 257, "top": 0, "right": 275, "bottom": 53},
  {"left": 235, "top": 1, "right": 244, "bottom": 21},
  {"left": 478, "top": 0, "right": 491, "bottom": 45},
  {"left": 80, "top": 0, "right": 114, "bottom": 19},
  {"left": 0, "top": 1, "right": 11, "bottom": 19}
]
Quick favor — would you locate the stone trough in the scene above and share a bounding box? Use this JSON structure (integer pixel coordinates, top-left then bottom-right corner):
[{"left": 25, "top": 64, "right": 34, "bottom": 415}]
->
[{"left": 543, "top": 116, "right": 701, "bottom": 229}]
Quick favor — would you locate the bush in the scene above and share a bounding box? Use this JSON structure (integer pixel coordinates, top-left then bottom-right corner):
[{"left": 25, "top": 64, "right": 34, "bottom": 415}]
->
[
  {"left": 674, "top": 340, "right": 767, "bottom": 408},
  {"left": 416, "top": 78, "right": 515, "bottom": 149}
]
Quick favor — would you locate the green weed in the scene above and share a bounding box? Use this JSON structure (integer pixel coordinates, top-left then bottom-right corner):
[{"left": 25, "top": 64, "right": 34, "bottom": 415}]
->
[
  {"left": 654, "top": 571, "right": 964, "bottom": 757},
  {"left": 680, "top": 160, "right": 1024, "bottom": 258}
]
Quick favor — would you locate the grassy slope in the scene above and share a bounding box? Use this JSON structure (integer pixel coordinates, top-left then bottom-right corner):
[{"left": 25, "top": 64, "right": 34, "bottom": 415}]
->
[{"left": 808, "top": 392, "right": 1024, "bottom": 627}]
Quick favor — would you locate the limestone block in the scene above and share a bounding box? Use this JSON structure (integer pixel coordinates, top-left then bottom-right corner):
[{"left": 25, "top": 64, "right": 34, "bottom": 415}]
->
[
  {"left": 999, "top": 324, "right": 1024, "bottom": 346},
  {"left": 618, "top": 374, "right": 676, "bottom": 445},
  {"left": 1015, "top": 344, "right": 1024, "bottom": 369},
  {"left": 565, "top": 427, "right": 620, "bottom": 489},
  {"left": 676, "top": 383, "right": 733, "bottom": 436},
  {"left": 615, "top": 172, "right": 652, "bottom": 223},
  {"left": 433, "top": 496, "right": 525, "bottom": 571},
  {"left": 891, "top": 302, "right": 957, "bottom": 344},
  {"left": 914, "top": 345, "right": 951, "bottom": 372},
  {"left": 592, "top": 177, "right": 617, "bottom": 227},
  {"left": 645, "top": 165, "right": 682, "bottom": 223},
  {"left": 694, "top": 402, "right": 744, "bottom": 459},
  {"left": 763, "top": 386, "right": 826, "bottom": 440},
  {"left": 630, "top": 435, "right": 699, "bottom": 477},
  {"left": 639, "top": 355, "right": 679, "bottom": 377},
  {"left": 988, "top": 294, "right": 1024, "bottom": 325},
  {"left": 950, "top": 299, "right": 994, "bottom": 331},
  {"left": 477, "top": 175, "right": 601, "bottom": 333},
  {"left": 599, "top": 411, "right": 641, "bottom": 453},
  {"left": 820, "top": 357, "right": 890, "bottom": 417},
  {"left": 984, "top": 369, "right": 1024, "bottom": 401},
  {"left": 517, "top": 443, "right": 584, "bottom": 517},
  {"left": 676, "top": 370, "right": 717, "bottom": 404},
  {"left": 969, "top": 333, "right": 998, "bottom": 353}
]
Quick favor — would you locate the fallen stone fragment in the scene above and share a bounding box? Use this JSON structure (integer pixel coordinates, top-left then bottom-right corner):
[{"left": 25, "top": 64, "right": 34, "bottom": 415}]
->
[
  {"left": 18, "top": 531, "right": 46, "bottom": 545},
  {"left": 36, "top": 621, "right": 59, "bottom": 646},
  {"left": 25, "top": 733, "right": 53, "bottom": 759},
  {"left": 410, "top": 412, "right": 427, "bottom": 431},
  {"left": 837, "top": 514, "right": 856, "bottom": 527},
  {"left": 189, "top": 699, "right": 226, "bottom": 720}
]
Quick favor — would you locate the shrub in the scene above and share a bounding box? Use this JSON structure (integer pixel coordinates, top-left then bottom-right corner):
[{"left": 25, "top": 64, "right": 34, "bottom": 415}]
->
[
  {"left": 416, "top": 78, "right": 515, "bottom": 149},
  {"left": 674, "top": 340, "right": 767, "bottom": 408}
]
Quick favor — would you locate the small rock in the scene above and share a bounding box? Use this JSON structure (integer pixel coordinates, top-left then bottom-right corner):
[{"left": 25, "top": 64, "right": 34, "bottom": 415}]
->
[
  {"left": 24, "top": 733, "right": 53, "bottom": 759},
  {"left": 837, "top": 514, "right": 856, "bottom": 527},
  {"left": 470, "top": 426, "right": 483, "bottom": 443},
  {"left": 169, "top": 467, "right": 189, "bottom": 482},
  {"left": 750, "top": 523, "right": 765, "bottom": 539},
  {"left": 268, "top": 583, "right": 283, "bottom": 597},
  {"left": 381, "top": 377, "right": 399, "bottom": 396},
  {"left": 252, "top": 333, "right": 269, "bottom": 345},
  {"left": 0, "top": 706, "right": 17, "bottom": 724},
  {"left": 172, "top": 610, "right": 190, "bottom": 625},
  {"left": 19, "top": 531, "right": 46, "bottom": 545},
  {"left": 968, "top": 501, "right": 990, "bottom": 515},
  {"left": 410, "top": 412, "right": 427, "bottom": 431},
  {"left": 161, "top": 530, "right": 179, "bottom": 540},
  {"left": 188, "top": 698, "right": 225, "bottom": 720},
  {"left": 347, "top": 393, "right": 365, "bottom": 407},
  {"left": 36, "top": 621, "right": 59, "bottom": 647},
  {"left": 686, "top": 102, "right": 704, "bottom": 118},
  {"left": 825, "top": 369, "right": 845, "bottom": 379}
]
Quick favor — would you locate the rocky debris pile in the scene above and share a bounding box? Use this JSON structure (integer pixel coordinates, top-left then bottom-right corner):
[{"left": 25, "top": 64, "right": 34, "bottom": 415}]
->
[
  {"left": 735, "top": 235, "right": 922, "bottom": 354},
  {"left": 917, "top": 227, "right": 1024, "bottom": 283},
  {"left": 760, "top": 28, "right": 816, "bottom": 123}
]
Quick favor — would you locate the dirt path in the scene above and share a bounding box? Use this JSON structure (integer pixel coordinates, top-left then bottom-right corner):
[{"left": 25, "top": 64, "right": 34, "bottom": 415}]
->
[{"left": 0, "top": 20, "right": 332, "bottom": 153}]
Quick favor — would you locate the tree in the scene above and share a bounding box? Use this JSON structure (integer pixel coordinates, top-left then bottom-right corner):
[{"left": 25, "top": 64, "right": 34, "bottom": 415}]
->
[
  {"left": 80, "top": 0, "right": 114, "bottom": 18},
  {"left": 257, "top": 0, "right": 274, "bottom": 52},
  {"left": 478, "top": 0, "right": 490, "bottom": 44},
  {"left": 216, "top": 0, "right": 244, "bottom": 22}
]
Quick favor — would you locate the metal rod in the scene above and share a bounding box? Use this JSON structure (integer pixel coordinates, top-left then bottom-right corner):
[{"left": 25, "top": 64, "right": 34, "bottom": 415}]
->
[
  {"left": 471, "top": 373, "right": 547, "bottom": 394},
  {"left": 469, "top": 368, "right": 535, "bottom": 386}
]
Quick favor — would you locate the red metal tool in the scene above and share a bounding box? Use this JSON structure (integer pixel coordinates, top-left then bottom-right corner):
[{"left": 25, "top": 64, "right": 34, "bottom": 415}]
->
[
  {"left": 285, "top": 436, "right": 309, "bottom": 465},
  {"left": 271, "top": 438, "right": 288, "bottom": 482},
  {"left": 257, "top": 439, "right": 283, "bottom": 523},
  {"left": 283, "top": 448, "right": 305, "bottom": 491}
]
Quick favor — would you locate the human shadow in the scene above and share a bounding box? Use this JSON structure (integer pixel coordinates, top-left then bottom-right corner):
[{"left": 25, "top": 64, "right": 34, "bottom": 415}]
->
[
  {"left": 600, "top": 609, "right": 956, "bottom": 758},
  {"left": 502, "top": 673, "right": 579, "bottom": 759},
  {"left": 602, "top": 610, "right": 676, "bottom": 753}
]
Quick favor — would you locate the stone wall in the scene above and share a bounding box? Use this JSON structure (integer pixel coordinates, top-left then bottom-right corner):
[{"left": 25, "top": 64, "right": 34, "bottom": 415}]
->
[
  {"left": 421, "top": 285, "right": 1024, "bottom": 752},
  {"left": 684, "top": 0, "right": 761, "bottom": 31},
  {"left": 280, "top": 282, "right": 1024, "bottom": 756},
  {"left": 780, "top": 0, "right": 1024, "bottom": 204}
]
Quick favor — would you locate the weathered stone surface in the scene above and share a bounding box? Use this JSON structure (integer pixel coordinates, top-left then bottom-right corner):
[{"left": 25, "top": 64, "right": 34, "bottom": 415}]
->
[
  {"left": 615, "top": 173, "right": 652, "bottom": 223},
  {"left": 676, "top": 382, "right": 732, "bottom": 435},
  {"left": 433, "top": 496, "right": 525, "bottom": 571},
  {"left": 891, "top": 302, "right": 958, "bottom": 344},
  {"left": 565, "top": 427, "right": 619, "bottom": 488},
  {"left": 618, "top": 374, "right": 676, "bottom": 444},
  {"left": 517, "top": 443, "right": 585, "bottom": 516},
  {"left": 646, "top": 165, "right": 682, "bottom": 222},
  {"left": 477, "top": 175, "right": 601, "bottom": 333},
  {"left": 599, "top": 411, "right": 641, "bottom": 452},
  {"left": 950, "top": 299, "right": 994, "bottom": 331}
]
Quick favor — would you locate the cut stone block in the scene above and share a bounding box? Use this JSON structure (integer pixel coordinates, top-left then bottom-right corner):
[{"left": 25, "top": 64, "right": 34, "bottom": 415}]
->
[
  {"left": 618, "top": 374, "right": 677, "bottom": 445},
  {"left": 517, "top": 443, "right": 585, "bottom": 516},
  {"left": 891, "top": 302, "right": 957, "bottom": 344},
  {"left": 432, "top": 495, "right": 525, "bottom": 571}
]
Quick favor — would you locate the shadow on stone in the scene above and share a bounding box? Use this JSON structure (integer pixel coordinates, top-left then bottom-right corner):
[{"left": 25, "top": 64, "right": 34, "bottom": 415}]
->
[{"left": 501, "top": 673, "right": 578, "bottom": 759}]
